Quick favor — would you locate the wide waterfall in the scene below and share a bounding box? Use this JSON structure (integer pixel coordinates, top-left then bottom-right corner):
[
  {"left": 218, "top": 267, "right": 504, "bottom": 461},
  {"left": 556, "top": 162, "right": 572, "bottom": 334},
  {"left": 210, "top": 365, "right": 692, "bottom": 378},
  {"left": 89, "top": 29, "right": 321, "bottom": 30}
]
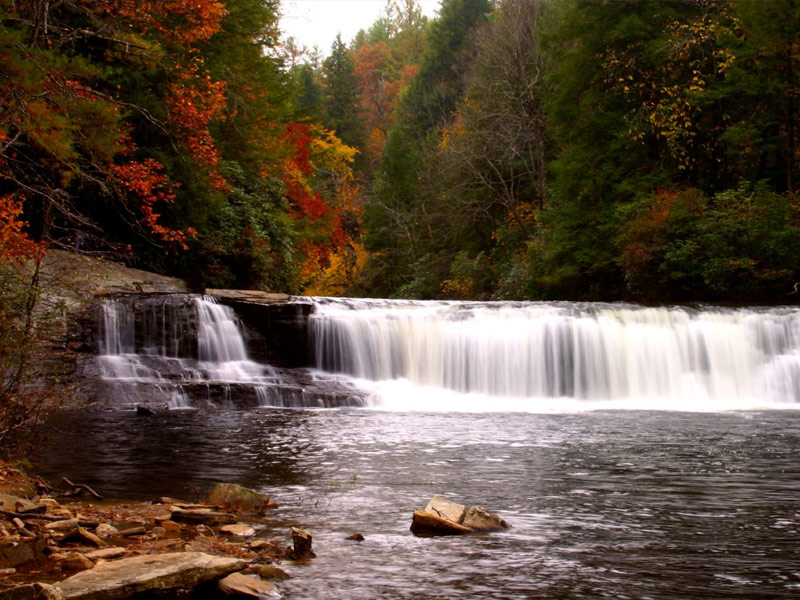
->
[
  {"left": 309, "top": 298, "right": 800, "bottom": 411},
  {"left": 96, "top": 294, "right": 365, "bottom": 409}
]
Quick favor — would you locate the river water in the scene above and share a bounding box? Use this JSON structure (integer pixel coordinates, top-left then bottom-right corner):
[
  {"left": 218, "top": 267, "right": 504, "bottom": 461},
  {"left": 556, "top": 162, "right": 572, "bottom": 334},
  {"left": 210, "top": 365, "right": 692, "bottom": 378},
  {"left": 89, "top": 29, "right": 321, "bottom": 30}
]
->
[
  {"left": 32, "top": 297, "right": 800, "bottom": 598},
  {"left": 36, "top": 408, "right": 800, "bottom": 599}
]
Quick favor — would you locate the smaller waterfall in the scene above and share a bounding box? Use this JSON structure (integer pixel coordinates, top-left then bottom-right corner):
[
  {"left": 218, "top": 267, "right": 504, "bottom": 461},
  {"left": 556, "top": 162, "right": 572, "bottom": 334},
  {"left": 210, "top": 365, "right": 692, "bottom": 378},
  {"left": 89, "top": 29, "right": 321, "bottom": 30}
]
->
[{"left": 96, "top": 294, "right": 367, "bottom": 409}]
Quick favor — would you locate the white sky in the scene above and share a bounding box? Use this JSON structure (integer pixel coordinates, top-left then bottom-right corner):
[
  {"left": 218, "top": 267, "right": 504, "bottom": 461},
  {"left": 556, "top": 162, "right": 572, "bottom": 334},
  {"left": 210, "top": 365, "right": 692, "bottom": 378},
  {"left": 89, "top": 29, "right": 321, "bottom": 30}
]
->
[{"left": 280, "top": 0, "right": 441, "bottom": 55}]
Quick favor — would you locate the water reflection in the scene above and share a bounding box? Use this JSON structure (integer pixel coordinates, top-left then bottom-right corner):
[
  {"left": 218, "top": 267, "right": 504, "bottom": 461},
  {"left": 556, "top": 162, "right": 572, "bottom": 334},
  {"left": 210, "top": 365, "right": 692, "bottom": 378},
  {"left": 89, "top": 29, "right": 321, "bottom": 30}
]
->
[{"left": 35, "top": 409, "right": 800, "bottom": 599}]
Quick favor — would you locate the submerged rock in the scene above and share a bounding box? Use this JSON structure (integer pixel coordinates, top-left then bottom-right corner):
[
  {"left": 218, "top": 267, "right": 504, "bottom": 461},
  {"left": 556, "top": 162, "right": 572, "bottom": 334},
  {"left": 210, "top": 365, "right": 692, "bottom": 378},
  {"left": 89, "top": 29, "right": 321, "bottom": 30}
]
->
[
  {"left": 217, "top": 572, "right": 280, "bottom": 598},
  {"left": 55, "top": 551, "right": 246, "bottom": 600},
  {"left": 204, "top": 483, "right": 275, "bottom": 514}
]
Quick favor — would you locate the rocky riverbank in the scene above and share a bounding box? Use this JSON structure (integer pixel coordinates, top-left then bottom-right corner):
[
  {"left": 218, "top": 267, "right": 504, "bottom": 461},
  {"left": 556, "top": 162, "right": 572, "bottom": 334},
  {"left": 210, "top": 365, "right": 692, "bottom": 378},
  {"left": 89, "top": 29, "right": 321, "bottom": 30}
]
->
[{"left": 0, "top": 463, "right": 311, "bottom": 599}]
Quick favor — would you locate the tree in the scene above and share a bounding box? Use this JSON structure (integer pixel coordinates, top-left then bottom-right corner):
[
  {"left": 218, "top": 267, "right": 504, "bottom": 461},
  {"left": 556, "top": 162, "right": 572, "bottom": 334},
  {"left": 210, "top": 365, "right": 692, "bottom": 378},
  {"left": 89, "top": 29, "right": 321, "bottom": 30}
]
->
[{"left": 322, "top": 34, "right": 363, "bottom": 150}]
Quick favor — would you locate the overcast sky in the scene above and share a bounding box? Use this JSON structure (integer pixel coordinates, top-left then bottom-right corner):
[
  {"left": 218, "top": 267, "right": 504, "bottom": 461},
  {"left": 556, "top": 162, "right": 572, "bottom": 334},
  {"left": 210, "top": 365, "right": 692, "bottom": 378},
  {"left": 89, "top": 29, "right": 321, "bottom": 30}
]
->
[{"left": 280, "top": 0, "right": 441, "bottom": 54}]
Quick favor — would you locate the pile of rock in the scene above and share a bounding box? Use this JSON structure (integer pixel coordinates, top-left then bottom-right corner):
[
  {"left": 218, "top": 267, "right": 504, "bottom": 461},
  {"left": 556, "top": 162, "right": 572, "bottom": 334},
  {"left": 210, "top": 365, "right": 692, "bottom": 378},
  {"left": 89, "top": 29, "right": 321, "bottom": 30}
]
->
[
  {"left": 410, "top": 495, "right": 510, "bottom": 536},
  {"left": 0, "top": 479, "right": 315, "bottom": 599}
]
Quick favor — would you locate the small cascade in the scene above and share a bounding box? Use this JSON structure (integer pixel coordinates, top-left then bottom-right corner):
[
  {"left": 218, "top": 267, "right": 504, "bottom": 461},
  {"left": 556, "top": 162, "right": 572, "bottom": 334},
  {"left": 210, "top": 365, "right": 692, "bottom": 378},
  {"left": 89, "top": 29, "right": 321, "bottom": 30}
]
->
[
  {"left": 97, "top": 294, "right": 366, "bottom": 410},
  {"left": 310, "top": 298, "right": 800, "bottom": 411}
]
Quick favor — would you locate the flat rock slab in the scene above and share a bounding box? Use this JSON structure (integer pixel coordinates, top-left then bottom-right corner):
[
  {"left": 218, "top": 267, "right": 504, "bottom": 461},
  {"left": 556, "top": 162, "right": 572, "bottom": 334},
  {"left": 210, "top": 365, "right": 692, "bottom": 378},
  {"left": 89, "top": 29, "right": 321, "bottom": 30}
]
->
[
  {"left": 424, "top": 496, "right": 466, "bottom": 524},
  {"left": 410, "top": 510, "right": 471, "bottom": 536},
  {"left": 206, "top": 289, "right": 291, "bottom": 304},
  {"left": 56, "top": 551, "right": 247, "bottom": 600},
  {"left": 169, "top": 507, "right": 236, "bottom": 525}
]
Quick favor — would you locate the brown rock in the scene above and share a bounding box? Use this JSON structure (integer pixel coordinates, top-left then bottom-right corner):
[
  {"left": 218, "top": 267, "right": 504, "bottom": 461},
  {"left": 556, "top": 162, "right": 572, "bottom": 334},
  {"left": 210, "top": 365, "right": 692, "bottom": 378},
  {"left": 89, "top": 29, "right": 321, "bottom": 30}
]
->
[
  {"left": 116, "top": 527, "right": 146, "bottom": 537},
  {"left": 158, "top": 520, "right": 182, "bottom": 535},
  {"left": 423, "top": 496, "right": 467, "bottom": 524},
  {"left": 61, "top": 552, "right": 94, "bottom": 572},
  {"left": 61, "top": 528, "right": 108, "bottom": 549},
  {"left": 217, "top": 572, "right": 279, "bottom": 598},
  {"left": 0, "top": 538, "right": 47, "bottom": 568},
  {"left": 289, "top": 527, "right": 314, "bottom": 559},
  {"left": 410, "top": 510, "right": 471, "bottom": 536},
  {"left": 93, "top": 524, "right": 117, "bottom": 539},
  {"left": 462, "top": 505, "right": 510, "bottom": 531},
  {"left": 346, "top": 533, "right": 365, "bottom": 541}
]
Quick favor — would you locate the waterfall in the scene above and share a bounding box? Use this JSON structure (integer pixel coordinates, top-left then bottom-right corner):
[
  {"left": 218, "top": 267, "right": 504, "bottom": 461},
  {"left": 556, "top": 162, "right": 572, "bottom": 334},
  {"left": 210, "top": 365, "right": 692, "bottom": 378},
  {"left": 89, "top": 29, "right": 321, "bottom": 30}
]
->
[
  {"left": 309, "top": 298, "right": 800, "bottom": 411},
  {"left": 96, "top": 294, "right": 367, "bottom": 409}
]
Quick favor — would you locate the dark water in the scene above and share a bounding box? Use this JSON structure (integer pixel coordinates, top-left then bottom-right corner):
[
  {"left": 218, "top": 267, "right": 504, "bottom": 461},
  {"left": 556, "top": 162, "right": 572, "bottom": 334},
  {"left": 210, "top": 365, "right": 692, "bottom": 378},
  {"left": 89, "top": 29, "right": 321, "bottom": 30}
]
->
[{"left": 35, "top": 409, "right": 800, "bottom": 599}]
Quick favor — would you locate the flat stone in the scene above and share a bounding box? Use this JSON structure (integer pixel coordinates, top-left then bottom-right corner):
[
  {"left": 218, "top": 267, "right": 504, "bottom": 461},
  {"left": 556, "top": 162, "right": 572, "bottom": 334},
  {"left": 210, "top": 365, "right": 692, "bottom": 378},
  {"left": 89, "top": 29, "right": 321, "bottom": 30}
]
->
[
  {"left": 56, "top": 551, "right": 247, "bottom": 600},
  {"left": 217, "top": 572, "right": 279, "bottom": 598},
  {"left": 206, "top": 289, "right": 291, "bottom": 305},
  {"left": 423, "top": 496, "right": 466, "bottom": 524},
  {"left": 0, "top": 583, "right": 66, "bottom": 599},
  {"left": 462, "top": 505, "right": 510, "bottom": 531},
  {"left": 220, "top": 524, "right": 255, "bottom": 538},
  {"left": 204, "top": 483, "right": 274, "bottom": 514},
  {"left": 169, "top": 507, "right": 235, "bottom": 525},
  {"left": 410, "top": 510, "right": 471, "bottom": 536},
  {"left": 83, "top": 548, "right": 126, "bottom": 561}
]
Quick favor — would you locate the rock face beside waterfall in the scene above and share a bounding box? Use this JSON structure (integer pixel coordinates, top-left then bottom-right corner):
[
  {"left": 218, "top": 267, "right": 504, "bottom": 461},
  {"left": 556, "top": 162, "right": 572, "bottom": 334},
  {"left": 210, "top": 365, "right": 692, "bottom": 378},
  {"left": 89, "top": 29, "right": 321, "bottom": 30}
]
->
[{"left": 410, "top": 496, "right": 510, "bottom": 536}]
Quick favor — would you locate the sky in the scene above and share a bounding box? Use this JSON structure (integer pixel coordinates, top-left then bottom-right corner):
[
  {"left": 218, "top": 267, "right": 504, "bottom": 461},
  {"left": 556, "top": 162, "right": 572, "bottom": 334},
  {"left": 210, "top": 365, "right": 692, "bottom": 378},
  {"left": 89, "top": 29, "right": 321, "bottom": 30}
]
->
[{"left": 280, "top": 0, "right": 441, "bottom": 54}]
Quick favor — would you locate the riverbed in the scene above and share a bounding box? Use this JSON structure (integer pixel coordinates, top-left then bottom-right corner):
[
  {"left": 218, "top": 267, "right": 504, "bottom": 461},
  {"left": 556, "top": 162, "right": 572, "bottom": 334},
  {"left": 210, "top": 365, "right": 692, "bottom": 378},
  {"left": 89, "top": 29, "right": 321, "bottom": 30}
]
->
[{"left": 35, "top": 408, "right": 800, "bottom": 599}]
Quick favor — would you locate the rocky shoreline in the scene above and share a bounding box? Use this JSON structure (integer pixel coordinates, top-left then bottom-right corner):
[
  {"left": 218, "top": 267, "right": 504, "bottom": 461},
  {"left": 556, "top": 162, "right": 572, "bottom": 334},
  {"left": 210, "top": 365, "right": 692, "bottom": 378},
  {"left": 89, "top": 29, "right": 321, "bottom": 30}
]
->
[{"left": 0, "top": 464, "right": 312, "bottom": 599}]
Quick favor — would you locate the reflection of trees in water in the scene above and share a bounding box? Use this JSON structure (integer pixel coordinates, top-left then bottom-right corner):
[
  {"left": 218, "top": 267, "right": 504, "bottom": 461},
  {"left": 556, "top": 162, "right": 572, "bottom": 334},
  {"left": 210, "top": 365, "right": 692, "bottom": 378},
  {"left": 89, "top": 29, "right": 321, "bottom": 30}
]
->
[{"left": 36, "top": 409, "right": 325, "bottom": 499}]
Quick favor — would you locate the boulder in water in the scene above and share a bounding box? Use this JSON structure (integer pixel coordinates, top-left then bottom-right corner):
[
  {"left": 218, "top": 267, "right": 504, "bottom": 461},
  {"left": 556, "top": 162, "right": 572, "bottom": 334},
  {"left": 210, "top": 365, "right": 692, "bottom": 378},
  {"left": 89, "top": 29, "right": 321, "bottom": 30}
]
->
[
  {"left": 287, "top": 527, "right": 315, "bottom": 559},
  {"left": 424, "top": 495, "right": 466, "bottom": 523},
  {"left": 217, "top": 572, "right": 280, "bottom": 598},
  {"left": 410, "top": 496, "right": 510, "bottom": 536},
  {"left": 462, "top": 505, "right": 510, "bottom": 531},
  {"left": 204, "top": 483, "right": 274, "bottom": 514}
]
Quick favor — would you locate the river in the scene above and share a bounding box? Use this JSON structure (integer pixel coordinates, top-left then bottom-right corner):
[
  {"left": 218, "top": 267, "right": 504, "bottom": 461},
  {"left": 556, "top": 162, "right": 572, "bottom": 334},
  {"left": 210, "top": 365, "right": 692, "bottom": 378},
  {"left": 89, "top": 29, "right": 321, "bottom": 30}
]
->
[{"left": 32, "top": 296, "right": 800, "bottom": 598}]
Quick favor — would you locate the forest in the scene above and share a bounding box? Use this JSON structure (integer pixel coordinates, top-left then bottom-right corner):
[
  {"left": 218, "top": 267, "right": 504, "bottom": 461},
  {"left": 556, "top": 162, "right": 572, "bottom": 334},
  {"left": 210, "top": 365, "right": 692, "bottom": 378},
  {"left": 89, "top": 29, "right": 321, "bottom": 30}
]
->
[{"left": 2, "top": 0, "right": 800, "bottom": 303}]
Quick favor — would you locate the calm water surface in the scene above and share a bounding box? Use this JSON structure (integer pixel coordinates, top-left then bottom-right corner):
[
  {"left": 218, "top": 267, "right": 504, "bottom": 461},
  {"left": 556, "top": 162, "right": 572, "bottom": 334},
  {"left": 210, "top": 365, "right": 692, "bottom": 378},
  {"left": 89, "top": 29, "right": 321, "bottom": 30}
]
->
[{"left": 35, "top": 409, "right": 800, "bottom": 599}]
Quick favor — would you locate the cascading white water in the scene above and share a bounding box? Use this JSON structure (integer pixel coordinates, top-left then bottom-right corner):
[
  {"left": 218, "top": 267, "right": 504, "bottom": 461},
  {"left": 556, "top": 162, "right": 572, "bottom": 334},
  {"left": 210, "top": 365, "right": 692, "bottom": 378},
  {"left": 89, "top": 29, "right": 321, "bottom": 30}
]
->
[
  {"left": 310, "top": 298, "right": 800, "bottom": 411},
  {"left": 98, "top": 295, "right": 276, "bottom": 408}
]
